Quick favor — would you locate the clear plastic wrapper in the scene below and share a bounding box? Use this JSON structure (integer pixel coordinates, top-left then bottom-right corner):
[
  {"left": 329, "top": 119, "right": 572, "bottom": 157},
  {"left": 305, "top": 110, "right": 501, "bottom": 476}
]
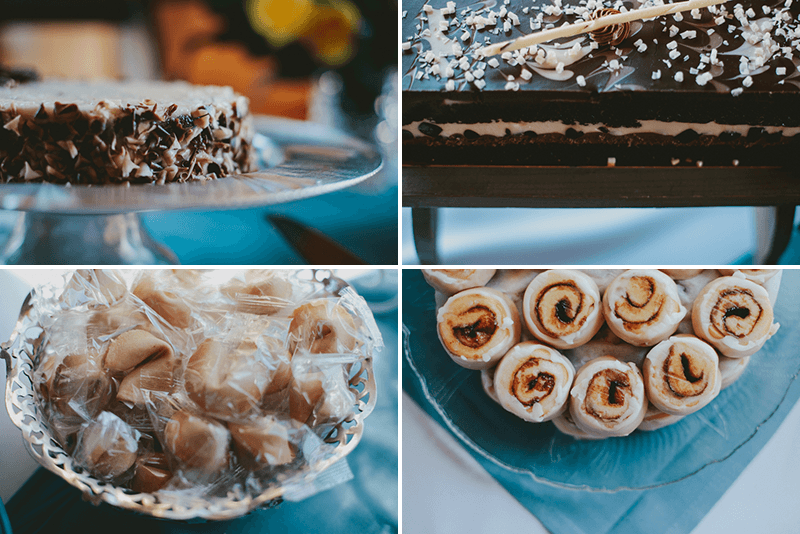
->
[{"left": 26, "top": 268, "right": 382, "bottom": 511}]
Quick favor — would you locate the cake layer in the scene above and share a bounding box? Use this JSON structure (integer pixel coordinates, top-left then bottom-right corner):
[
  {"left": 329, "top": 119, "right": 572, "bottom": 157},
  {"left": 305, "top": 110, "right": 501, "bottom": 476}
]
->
[
  {"left": 0, "top": 80, "right": 256, "bottom": 184},
  {"left": 402, "top": 0, "right": 800, "bottom": 165}
]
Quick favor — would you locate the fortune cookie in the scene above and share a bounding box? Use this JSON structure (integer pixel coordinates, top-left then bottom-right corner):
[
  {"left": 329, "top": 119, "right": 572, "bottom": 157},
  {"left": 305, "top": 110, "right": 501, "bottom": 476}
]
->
[
  {"left": 104, "top": 330, "right": 173, "bottom": 372},
  {"left": 133, "top": 277, "right": 192, "bottom": 329},
  {"left": 164, "top": 411, "right": 230, "bottom": 472},
  {"left": 229, "top": 416, "right": 294, "bottom": 468},
  {"left": 289, "top": 300, "right": 359, "bottom": 354},
  {"left": 73, "top": 411, "right": 139, "bottom": 479}
]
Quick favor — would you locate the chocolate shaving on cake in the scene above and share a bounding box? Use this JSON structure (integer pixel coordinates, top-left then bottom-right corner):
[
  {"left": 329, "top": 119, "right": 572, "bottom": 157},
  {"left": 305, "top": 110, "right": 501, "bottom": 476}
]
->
[{"left": 0, "top": 81, "right": 256, "bottom": 185}]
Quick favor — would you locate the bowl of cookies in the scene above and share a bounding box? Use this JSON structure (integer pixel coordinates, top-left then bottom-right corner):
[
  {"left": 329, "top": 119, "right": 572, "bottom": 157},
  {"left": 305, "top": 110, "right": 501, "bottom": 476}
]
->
[{"left": 2, "top": 269, "right": 382, "bottom": 519}]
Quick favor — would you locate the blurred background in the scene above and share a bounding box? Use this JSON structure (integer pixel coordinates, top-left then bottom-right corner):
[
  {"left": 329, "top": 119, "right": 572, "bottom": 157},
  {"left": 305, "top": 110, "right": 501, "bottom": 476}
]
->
[
  {"left": 402, "top": 207, "right": 800, "bottom": 265},
  {"left": 0, "top": 0, "right": 398, "bottom": 264}
]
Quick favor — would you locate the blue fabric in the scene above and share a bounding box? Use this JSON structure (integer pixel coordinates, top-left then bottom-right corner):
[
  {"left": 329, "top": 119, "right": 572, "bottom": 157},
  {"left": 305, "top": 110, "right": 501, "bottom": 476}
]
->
[
  {"left": 7, "top": 314, "right": 397, "bottom": 534},
  {"left": 402, "top": 270, "right": 800, "bottom": 534},
  {"left": 0, "top": 498, "right": 12, "bottom": 534},
  {"left": 141, "top": 185, "right": 398, "bottom": 265}
]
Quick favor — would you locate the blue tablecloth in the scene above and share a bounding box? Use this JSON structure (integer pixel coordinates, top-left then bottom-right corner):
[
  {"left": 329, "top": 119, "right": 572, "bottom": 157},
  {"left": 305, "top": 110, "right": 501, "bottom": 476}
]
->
[
  {"left": 142, "top": 183, "right": 398, "bottom": 265},
  {"left": 6, "top": 313, "right": 398, "bottom": 534},
  {"left": 403, "top": 270, "right": 800, "bottom": 534}
]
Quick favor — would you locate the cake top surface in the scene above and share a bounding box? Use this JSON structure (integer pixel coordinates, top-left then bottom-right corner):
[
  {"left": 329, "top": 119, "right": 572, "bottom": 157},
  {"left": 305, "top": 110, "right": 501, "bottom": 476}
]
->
[
  {"left": 402, "top": 0, "right": 800, "bottom": 95},
  {"left": 0, "top": 80, "right": 244, "bottom": 116}
]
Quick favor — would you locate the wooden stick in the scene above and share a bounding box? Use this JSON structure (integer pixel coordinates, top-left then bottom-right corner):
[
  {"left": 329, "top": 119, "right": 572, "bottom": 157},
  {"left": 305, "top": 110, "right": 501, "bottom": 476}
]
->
[{"left": 480, "top": 0, "right": 729, "bottom": 57}]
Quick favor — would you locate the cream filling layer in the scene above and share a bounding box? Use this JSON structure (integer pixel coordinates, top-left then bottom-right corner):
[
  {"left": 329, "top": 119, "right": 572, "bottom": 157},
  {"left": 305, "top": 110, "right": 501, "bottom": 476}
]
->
[{"left": 405, "top": 119, "right": 800, "bottom": 138}]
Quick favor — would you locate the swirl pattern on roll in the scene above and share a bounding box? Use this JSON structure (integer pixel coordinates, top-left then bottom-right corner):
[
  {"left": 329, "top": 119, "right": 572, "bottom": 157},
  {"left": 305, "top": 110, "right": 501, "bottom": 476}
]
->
[
  {"left": 643, "top": 335, "right": 721, "bottom": 416},
  {"left": 569, "top": 356, "right": 646, "bottom": 437},
  {"left": 437, "top": 287, "right": 521, "bottom": 369},
  {"left": 692, "top": 275, "right": 779, "bottom": 358},
  {"left": 523, "top": 270, "right": 604, "bottom": 349},
  {"left": 494, "top": 342, "right": 575, "bottom": 422},
  {"left": 602, "top": 269, "right": 686, "bottom": 347},
  {"left": 423, "top": 269, "right": 496, "bottom": 295}
]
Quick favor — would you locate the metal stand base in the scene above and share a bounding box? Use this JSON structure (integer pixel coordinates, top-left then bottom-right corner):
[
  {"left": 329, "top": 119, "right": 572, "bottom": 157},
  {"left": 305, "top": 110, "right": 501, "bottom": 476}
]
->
[{"left": 1, "top": 213, "right": 179, "bottom": 265}]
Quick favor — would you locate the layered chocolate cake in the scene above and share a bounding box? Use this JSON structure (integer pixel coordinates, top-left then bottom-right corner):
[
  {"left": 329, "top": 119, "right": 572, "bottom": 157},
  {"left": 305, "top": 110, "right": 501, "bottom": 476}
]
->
[
  {"left": 402, "top": 0, "right": 800, "bottom": 166},
  {"left": 0, "top": 81, "right": 256, "bottom": 184}
]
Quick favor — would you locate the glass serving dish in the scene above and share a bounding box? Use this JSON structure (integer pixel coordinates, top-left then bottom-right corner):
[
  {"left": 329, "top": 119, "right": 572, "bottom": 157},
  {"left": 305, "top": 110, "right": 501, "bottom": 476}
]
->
[
  {"left": 0, "top": 117, "right": 382, "bottom": 264},
  {"left": 1, "top": 270, "right": 380, "bottom": 520},
  {"left": 402, "top": 269, "right": 800, "bottom": 491}
]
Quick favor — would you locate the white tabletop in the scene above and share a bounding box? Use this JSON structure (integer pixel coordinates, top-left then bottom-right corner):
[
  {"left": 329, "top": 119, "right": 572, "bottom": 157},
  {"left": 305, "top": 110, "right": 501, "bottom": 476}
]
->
[{"left": 402, "top": 391, "right": 800, "bottom": 534}]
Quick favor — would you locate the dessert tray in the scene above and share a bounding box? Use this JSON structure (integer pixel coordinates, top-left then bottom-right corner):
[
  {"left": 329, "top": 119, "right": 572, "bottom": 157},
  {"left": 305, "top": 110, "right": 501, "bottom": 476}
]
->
[
  {"left": 2, "top": 270, "right": 380, "bottom": 520},
  {"left": 402, "top": 269, "right": 800, "bottom": 491},
  {"left": 0, "top": 117, "right": 382, "bottom": 263}
]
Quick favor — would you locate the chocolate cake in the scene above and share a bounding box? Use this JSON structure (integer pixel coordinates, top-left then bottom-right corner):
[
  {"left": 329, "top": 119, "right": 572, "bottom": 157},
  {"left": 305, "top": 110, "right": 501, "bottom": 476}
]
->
[
  {"left": 0, "top": 80, "right": 256, "bottom": 184},
  {"left": 402, "top": 0, "right": 800, "bottom": 166}
]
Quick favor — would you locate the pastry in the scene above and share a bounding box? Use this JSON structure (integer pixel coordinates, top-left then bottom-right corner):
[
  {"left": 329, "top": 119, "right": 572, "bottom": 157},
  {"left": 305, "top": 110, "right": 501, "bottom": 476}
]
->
[
  {"left": 402, "top": 0, "right": 800, "bottom": 167},
  {"left": 289, "top": 299, "right": 360, "bottom": 354},
  {"left": 133, "top": 276, "right": 193, "bottom": 329},
  {"left": 638, "top": 403, "right": 684, "bottom": 432},
  {"left": 642, "top": 335, "right": 721, "bottom": 416},
  {"left": 493, "top": 342, "right": 574, "bottom": 422},
  {"left": 104, "top": 329, "right": 173, "bottom": 372},
  {"left": 422, "top": 269, "right": 496, "bottom": 295},
  {"left": 437, "top": 287, "right": 521, "bottom": 369},
  {"left": 692, "top": 275, "right": 780, "bottom": 357},
  {"left": 164, "top": 410, "right": 230, "bottom": 473},
  {"left": 659, "top": 269, "right": 705, "bottom": 280},
  {"left": 230, "top": 416, "right": 295, "bottom": 468},
  {"left": 569, "top": 356, "right": 646, "bottom": 437},
  {"left": 552, "top": 409, "right": 604, "bottom": 440},
  {"left": 0, "top": 80, "right": 255, "bottom": 184},
  {"left": 116, "top": 351, "right": 179, "bottom": 405},
  {"left": 523, "top": 269, "right": 604, "bottom": 349},
  {"left": 73, "top": 411, "right": 139, "bottom": 479},
  {"left": 185, "top": 338, "right": 271, "bottom": 419},
  {"left": 130, "top": 453, "right": 172, "bottom": 493},
  {"left": 719, "top": 354, "right": 750, "bottom": 389},
  {"left": 602, "top": 269, "right": 686, "bottom": 346}
]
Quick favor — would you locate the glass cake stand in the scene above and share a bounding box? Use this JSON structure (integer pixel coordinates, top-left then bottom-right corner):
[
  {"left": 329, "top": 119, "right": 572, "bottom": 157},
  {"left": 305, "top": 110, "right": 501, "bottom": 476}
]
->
[
  {"left": 403, "top": 269, "right": 800, "bottom": 491},
  {"left": 0, "top": 116, "right": 383, "bottom": 264}
]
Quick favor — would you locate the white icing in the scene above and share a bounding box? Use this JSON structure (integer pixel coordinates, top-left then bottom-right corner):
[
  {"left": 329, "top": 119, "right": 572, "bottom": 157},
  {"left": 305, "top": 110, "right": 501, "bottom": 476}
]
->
[{"left": 405, "top": 119, "right": 800, "bottom": 138}]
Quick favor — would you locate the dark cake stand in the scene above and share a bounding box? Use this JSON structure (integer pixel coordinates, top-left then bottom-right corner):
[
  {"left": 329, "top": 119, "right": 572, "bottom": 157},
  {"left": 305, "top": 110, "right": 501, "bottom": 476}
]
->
[
  {"left": 0, "top": 116, "right": 382, "bottom": 264},
  {"left": 403, "top": 165, "right": 799, "bottom": 264}
]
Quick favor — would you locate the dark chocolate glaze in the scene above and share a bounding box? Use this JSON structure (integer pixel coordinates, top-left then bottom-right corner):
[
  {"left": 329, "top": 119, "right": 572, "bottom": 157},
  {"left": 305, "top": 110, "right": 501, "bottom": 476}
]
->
[{"left": 402, "top": 0, "right": 800, "bottom": 128}]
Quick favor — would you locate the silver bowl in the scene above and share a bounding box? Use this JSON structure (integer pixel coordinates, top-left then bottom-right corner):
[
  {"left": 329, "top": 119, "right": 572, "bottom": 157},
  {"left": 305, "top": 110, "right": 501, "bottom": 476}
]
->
[{"left": 1, "top": 271, "right": 378, "bottom": 520}]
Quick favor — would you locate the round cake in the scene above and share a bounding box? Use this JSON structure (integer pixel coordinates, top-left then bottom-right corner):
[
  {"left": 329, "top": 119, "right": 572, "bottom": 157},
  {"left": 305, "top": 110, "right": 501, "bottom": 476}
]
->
[{"left": 0, "top": 80, "right": 257, "bottom": 184}]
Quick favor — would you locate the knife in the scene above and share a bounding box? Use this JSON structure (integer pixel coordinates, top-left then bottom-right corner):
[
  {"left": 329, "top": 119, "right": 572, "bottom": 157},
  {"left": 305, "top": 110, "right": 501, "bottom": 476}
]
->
[{"left": 267, "top": 214, "right": 367, "bottom": 265}]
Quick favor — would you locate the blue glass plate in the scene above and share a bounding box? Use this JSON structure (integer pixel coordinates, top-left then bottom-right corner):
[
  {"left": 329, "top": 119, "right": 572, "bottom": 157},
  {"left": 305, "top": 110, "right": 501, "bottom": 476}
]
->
[{"left": 402, "top": 269, "right": 800, "bottom": 491}]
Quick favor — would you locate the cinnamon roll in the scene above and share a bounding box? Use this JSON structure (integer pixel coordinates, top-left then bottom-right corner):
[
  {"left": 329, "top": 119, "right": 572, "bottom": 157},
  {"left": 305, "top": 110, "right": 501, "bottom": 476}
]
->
[
  {"left": 480, "top": 366, "right": 501, "bottom": 405},
  {"left": 423, "top": 269, "right": 496, "bottom": 295},
  {"left": 602, "top": 270, "right": 686, "bottom": 347},
  {"left": 523, "top": 270, "right": 604, "bottom": 349},
  {"left": 718, "top": 269, "right": 783, "bottom": 305},
  {"left": 717, "top": 269, "right": 780, "bottom": 285},
  {"left": 659, "top": 269, "right": 704, "bottom": 280},
  {"left": 692, "top": 276, "right": 780, "bottom": 358},
  {"left": 642, "top": 335, "right": 721, "bottom": 416},
  {"left": 552, "top": 409, "right": 604, "bottom": 440},
  {"left": 719, "top": 354, "right": 750, "bottom": 389},
  {"left": 493, "top": 342, "right": 574, "bottom": 423},
  {"left": 437, "top": 287, "right": 521, "bottom": 370},
  {"left": 569, "top": 356, "right": 646, "bottom": 437},
  {"left": 638, "top": 403, "right": 684, "bottom": 431}
]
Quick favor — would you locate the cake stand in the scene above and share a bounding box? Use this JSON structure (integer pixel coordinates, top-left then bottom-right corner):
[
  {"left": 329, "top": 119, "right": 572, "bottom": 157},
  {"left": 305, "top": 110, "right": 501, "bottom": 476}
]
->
[{"left": 0, "top": 116, "right": 383, "bottom": 264}]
